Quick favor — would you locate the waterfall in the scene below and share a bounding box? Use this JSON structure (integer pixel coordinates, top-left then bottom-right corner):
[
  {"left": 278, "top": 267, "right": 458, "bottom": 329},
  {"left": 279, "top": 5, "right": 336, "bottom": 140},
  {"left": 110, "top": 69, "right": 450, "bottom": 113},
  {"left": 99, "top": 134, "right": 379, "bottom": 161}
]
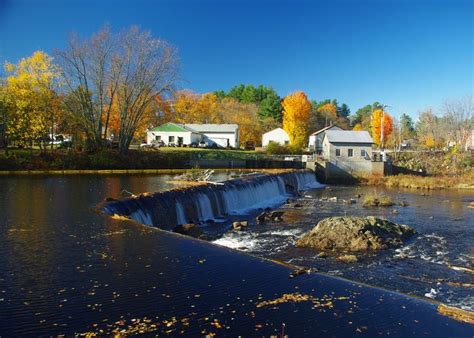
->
[
  {"left": 103, "top": 170, "right": 323, "bottom": 230},
  {"left": 176, "top": 201, "right": 187, "bottom": 225}
]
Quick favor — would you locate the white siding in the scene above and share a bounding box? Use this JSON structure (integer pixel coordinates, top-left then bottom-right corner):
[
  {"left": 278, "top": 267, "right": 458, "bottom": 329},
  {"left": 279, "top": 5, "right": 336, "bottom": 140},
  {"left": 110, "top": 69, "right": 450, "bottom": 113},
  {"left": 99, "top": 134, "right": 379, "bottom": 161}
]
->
[
  {"left": 202, "top": 132, "right": 238, "bottom": 148},
  {"left": 262, "top": 128, "right": 290, "bottom": 147},
  {"left": 146, "top": 131, "right": 194, "bottom": 145}
]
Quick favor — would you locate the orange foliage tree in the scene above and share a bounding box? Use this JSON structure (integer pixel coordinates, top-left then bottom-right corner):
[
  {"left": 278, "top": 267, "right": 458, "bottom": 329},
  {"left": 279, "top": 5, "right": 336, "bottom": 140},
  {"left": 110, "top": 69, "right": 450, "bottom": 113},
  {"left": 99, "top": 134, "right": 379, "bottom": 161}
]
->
[
  {"left": 217, "top": 98, "right": 261, "bottom": 146},
  {"left": 172, "top": 91, "right": 219, "bottom": 123},
  {"left": 104, "top": 93, "right": 161, "bottom": 142},
  {"left": 282, "top": 91, "right": 311, "bottom": 148},
  {"left": 371, "top": 109, "right": 393, "bottom": 147}
]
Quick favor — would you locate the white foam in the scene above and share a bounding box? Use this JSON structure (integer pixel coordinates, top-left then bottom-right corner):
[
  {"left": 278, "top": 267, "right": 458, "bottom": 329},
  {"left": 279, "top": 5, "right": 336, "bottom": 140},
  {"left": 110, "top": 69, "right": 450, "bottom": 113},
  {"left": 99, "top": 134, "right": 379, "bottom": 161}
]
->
[
  {"left": 424, "top": 288, "right": 439, "bottom": 299},
  {"left": 213, "top": 233, "right": 259, "bottom": 252}
]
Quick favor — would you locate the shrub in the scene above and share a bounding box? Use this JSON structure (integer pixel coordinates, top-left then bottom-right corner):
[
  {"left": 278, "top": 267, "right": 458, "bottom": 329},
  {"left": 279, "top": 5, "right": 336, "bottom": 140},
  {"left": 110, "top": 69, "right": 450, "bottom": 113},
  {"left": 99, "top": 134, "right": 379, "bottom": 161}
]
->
[{"left": 363, "top": 193, "right": 393, "bottom": 207}]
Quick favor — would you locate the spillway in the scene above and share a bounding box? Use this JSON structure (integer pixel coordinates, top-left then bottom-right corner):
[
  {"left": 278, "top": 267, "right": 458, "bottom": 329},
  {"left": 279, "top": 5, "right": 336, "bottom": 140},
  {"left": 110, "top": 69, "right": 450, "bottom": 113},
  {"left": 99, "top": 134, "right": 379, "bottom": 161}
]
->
[{"left": 103, "top": 170, "right": 323, "bottom": 229}]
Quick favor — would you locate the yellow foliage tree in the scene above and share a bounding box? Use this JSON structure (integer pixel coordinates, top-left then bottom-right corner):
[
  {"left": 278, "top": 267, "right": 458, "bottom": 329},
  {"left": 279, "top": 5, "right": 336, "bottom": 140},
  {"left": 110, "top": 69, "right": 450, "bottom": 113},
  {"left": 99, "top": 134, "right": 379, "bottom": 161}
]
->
[
  {"left": 172, "top": 91, "right": 219, "bottom": 123},
  {"left": 352, "top": 123, "right": 363, "bottom": 131},
  {"left": 371, "top": 109, "right": 393, "bottom": 147},
  {"left": 217, "top": 97, "right": 261, "bottom": 146},
  {"left": 317, "top": 103, "right": 338, "bottom": 125},
  {"left": 3, "top": 51, "right": 62, "bottom": 149},
  {"left": 282, "top": 91, "right": 311, "bottom": 148}
]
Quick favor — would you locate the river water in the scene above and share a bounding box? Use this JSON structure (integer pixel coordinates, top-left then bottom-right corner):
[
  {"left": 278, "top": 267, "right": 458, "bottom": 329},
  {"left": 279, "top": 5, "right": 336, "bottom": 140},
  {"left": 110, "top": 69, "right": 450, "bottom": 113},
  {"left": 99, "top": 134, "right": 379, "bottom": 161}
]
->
[
  {"left": 0, "top": 173, "right": 473, "bottom": 335},
  {"left": 213, "top": 184, "right": 474, "bottom": 311}
]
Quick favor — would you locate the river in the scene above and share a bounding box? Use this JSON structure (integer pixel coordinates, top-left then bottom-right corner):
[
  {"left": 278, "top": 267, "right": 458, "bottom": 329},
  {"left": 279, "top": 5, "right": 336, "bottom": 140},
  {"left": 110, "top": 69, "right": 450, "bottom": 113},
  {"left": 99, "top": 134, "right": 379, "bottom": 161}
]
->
[{"left": 0, "top": 173, "right": 473, "bottom": 336}]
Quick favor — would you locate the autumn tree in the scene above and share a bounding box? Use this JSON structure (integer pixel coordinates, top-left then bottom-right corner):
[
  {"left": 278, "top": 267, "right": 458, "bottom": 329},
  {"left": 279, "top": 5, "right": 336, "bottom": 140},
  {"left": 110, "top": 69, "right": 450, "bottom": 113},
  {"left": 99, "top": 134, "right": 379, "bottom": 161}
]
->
[
  {"left": 217, "top": 98, "right": 261, "bottom": 146},
  {"left": 3, "top": 51, "right": 62, "bottom": 150},
  {"left": 441, "top": 96, "right": 473, "bottom": 150},
  {"left": 371, "top": 108, "right": 393, "bottom": 148},
  {"left": 352, "top": 102, "right": 383, "bottom": 130},
  {"left": 172, "top": 91, "right": 220, "bottom": 124},
  {"left": 217, "top": 84, "right": 282, "bottom": 123},
  {"left": 282, "top": 91, "right": 311, "bottom": 148},
  {"left": 416, "top": 109, "right": 444, "bottom": 149},
  {"left": 57, "top": 26, "right": 179, "bottom": 153},
  {"left": 0, "top": 83, "right": 8, "bottom": 150},
  {"left": 57, "top": 26, "right": 122, "bottom": 150}
]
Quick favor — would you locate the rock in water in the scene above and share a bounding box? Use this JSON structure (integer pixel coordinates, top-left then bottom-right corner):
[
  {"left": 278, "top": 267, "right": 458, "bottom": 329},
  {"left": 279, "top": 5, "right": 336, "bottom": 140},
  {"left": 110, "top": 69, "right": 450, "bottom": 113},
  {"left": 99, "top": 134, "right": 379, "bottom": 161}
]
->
[
  {"left": 173, "top": 223, "right": 206, "bottom": 239},
  {"left": 337, "top": 254, "right": 358, "bottom": 263},
  {"left": 232, "top": 221, "right": 248, "bottom": 231},
  {"left": 296, "top": 216, "right": 415, "bottom": 252},
  {"left": 256, "top": 212, "right": 267, "bottom": 224}
]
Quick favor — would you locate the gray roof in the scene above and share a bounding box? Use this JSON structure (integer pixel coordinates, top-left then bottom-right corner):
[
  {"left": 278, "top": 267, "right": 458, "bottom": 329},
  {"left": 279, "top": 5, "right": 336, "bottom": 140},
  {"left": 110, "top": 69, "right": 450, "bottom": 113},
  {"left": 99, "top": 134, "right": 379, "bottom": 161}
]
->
[
  {"left": 184, "top": 124, "right": 238, "bottom": 133},
  {"left": 310, "top": 125, "right": 342, "bottom": 136},
  {"left": 325, "top": 130, "right": 374, "bottom": 144}
]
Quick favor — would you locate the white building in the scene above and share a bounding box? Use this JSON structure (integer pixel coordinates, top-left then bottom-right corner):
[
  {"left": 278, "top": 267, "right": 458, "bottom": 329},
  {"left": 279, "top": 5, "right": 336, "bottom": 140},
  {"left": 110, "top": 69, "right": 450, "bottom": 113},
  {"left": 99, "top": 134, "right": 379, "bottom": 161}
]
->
[
  {"left": 146, "top": 122, "right": 239, "bottom": 148},
  {"left": 262, "top": 128, "right": 290, "bottom": 147},
  {"left": 308, "top": 125, "right": 343, "bottom": 153}
]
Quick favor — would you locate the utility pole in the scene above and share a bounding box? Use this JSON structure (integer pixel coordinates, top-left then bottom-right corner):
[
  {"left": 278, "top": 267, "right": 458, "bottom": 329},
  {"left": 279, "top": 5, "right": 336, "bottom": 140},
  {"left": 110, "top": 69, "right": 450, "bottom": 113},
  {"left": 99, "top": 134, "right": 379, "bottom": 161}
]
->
[{"left": 380, "top": 104, "right": 390, "bottom": 161}]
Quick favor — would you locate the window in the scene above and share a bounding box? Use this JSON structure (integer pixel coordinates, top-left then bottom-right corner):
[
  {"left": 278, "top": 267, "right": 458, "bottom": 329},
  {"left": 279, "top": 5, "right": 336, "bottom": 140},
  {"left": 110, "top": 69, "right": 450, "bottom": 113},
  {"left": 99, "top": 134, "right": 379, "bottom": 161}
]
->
[
  {"left": 361, "top": 149, "right": 366, "bottom": 157},
  {"left": 348, "top": 149, "right": 353, "bottom": 157},
  {"left": 335, "top": 148, "right": 341, "bottom": 157},
  {"left": 169, "top": 136, "right": 175, "bottom": 143},
  {"left": 155, "top": 135, "right": 161, "bottom": 141}
]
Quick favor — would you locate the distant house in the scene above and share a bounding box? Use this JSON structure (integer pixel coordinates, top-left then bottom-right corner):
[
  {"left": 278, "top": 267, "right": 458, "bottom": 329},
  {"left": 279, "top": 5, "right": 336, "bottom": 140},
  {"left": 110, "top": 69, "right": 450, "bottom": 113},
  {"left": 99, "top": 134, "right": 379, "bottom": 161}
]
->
[
  {"left": 322, "top": 130, "right": 374, "bottom": 175},
  {"left": 146, "top": 122, "right": 239, "bottom": 148},
  {"left": 308, "top": 125, "right": 343, "bottom": 153},
  {"left": 262, "top": 128, "right": 290, "bottom": 148}
]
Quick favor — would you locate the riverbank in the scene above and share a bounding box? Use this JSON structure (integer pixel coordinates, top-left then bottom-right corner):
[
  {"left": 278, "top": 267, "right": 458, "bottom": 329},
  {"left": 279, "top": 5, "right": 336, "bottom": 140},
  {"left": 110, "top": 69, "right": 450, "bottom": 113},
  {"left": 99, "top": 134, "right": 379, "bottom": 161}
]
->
[
  {"left": 362, "top": 171, "right": 474, "bottom": 190},
  {"left": 0, "top": 148, "right": 304, "bottom": 173}
]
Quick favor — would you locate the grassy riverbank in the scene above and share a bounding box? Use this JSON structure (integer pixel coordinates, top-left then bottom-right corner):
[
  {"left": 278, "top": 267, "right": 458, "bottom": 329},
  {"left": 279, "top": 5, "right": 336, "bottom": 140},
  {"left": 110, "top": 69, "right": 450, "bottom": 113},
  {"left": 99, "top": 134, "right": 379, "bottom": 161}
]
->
[
  {"left": 0, "top": 148, "right": 266, "bottom": 171},
  {"left": 361, "top": 151, "right": 474, "bottom": 190},
  {"left": 363, "top": 171, "right": 474, "bottom": 190}
]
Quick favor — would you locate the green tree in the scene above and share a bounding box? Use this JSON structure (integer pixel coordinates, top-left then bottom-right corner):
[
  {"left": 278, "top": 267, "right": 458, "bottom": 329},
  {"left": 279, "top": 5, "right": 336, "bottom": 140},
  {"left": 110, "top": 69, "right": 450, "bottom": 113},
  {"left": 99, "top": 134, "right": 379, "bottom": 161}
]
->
[
  {"left": 399, "top": 113, "right": 415, "bottom": 139},
  {"left": 258, "top": 90, "right": 282, "bottom": 122},
  {"left": 227, "top": 84, "right": 245, "bottom": 101},
  {"left": 337, "top": 103, "right": 351, "bottom": 118}
]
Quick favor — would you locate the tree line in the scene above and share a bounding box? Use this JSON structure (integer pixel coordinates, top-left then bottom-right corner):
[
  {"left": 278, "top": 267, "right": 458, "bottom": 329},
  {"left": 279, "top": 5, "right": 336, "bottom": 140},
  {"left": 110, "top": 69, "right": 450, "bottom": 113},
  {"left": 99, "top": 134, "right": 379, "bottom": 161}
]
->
[{"left": 0, "top": 26, "right": 472, "bottom": 154}]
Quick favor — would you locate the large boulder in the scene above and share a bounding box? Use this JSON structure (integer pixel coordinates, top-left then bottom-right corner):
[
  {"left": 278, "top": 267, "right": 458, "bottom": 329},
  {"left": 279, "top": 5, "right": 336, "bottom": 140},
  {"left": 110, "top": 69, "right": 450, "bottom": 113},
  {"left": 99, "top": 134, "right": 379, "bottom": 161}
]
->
[{"left": 296, "top": 216, "right": 415, "bottom": 253}]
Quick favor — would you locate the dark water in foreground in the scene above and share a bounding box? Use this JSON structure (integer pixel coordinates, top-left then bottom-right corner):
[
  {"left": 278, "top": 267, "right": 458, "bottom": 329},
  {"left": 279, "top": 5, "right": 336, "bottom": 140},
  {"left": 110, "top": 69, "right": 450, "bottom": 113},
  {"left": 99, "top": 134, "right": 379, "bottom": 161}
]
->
[{"left": 0, "top": 174, "right": 473, "bottom": 336}]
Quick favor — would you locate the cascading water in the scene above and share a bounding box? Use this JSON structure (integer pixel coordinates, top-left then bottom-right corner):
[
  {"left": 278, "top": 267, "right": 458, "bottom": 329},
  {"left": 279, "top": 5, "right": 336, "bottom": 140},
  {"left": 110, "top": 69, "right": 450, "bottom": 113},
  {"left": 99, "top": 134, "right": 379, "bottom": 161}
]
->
[{"left": 103, "top": 170, "right": 324, "bottom": 230}]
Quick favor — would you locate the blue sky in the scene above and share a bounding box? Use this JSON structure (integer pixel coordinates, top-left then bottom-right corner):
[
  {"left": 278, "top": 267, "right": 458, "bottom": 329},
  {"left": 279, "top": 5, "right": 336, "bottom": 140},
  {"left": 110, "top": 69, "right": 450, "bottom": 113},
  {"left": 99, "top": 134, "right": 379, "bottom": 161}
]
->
[{"left": 0, "top": 0, "right": 472, "bottom": 119}]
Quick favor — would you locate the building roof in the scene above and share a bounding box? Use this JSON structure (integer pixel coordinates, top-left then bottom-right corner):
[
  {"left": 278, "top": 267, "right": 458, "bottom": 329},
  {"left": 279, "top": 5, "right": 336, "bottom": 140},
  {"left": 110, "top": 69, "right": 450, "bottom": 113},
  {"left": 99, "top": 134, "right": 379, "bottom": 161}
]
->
[
  {"left": 184, "top": 124, "right": 238, "bottom": 133},
  {"left": 325, "top": 130, "right": 374, "bottom": 144},
  {"left": 310, "top": 125, "right": 342, "bottom": 136},
  {"left": 148, "top": 122, "right": 189, "bottom": 132},
  {"left": 262, "top": 127, "right": 289, "bottom": 137},
  {"left": 149, "top": 123, "right": 238, "bottom": 134}
]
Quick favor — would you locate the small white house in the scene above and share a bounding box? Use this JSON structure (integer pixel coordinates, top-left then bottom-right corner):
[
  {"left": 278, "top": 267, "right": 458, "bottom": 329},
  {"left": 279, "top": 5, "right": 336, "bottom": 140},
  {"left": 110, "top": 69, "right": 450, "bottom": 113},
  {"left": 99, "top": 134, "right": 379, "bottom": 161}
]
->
[
  {"left": 146, "top": 122, "right": 239, "bottom": 148},
  {"left": 262, "top": 128, "right": 290, "bottom": 147},
  {"left": 308, "top": 125, "right": 343, "bottom": 153}
]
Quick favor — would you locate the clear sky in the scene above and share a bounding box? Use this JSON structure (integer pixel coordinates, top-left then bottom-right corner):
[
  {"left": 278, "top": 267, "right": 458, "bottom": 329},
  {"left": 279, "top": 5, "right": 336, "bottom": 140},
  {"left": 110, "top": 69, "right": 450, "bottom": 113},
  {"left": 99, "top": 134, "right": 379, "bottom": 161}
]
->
[{"left": 0, "top": 0, "right": 472, "bottom": 118}]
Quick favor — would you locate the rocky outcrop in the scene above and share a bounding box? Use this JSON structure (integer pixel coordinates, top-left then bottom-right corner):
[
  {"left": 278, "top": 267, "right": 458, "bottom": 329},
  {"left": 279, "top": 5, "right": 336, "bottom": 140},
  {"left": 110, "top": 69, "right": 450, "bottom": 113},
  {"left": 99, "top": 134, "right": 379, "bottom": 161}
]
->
[{"left": 296, "top": 216, "right": 415, "bottom": 253}]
